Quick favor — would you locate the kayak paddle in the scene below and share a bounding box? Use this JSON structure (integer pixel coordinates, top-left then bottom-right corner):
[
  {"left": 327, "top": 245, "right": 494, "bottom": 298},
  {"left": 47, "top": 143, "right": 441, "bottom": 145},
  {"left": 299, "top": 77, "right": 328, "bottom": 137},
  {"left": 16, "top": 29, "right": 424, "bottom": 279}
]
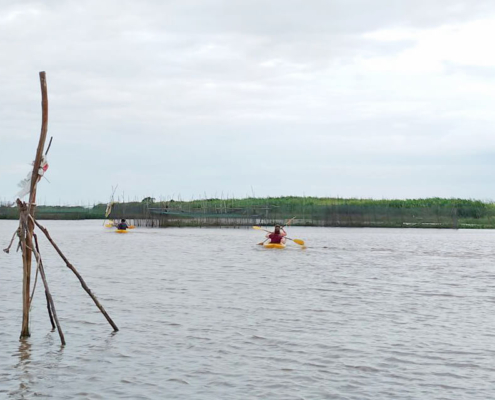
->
[{"left": 287, "top": 238, "right": 305, "bottom": 246}]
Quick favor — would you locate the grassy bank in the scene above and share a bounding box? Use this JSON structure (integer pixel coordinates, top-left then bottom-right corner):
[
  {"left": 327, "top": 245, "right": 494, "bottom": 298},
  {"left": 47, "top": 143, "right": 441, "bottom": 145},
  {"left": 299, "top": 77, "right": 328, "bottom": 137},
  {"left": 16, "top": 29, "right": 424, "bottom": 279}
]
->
[
  {"left": 0, "top": 205, "right": 104, "bottom": 220},
  {"left": 1, "top": 197, "right": 494, "bottom": 228}
]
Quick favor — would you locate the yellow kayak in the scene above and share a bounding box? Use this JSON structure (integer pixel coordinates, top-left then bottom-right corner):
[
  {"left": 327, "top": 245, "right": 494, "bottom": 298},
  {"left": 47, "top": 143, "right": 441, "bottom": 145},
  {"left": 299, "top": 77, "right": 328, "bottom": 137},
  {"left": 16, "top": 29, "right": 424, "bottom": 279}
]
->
[
  {"left": 115, "top": 229, "right": 128, "bottom": 234},
  {"left": 263, "top": 243, "right": 286, "bottom": 249}
]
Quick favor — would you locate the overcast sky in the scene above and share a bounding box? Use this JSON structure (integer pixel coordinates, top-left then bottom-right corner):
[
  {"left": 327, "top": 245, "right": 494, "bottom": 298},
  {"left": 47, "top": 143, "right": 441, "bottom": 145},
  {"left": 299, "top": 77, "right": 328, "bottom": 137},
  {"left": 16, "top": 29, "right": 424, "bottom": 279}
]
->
[{"left": 1, "top": 0, "right": 495, "bottom": 205}]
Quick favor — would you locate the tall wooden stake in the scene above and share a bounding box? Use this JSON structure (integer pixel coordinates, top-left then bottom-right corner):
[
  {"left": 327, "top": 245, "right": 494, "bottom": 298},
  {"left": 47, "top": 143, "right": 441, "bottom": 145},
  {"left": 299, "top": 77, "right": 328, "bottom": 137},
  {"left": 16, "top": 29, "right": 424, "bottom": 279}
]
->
[{"left": 20, "top": 71, "right": 49, "bottom": 338}]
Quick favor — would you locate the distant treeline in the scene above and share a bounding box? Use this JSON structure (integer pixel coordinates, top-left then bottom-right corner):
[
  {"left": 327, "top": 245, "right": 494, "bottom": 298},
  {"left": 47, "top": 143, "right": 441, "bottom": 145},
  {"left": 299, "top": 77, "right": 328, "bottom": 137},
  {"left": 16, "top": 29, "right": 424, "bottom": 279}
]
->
[
  {"left": 1, "top": 196, "right": 494, "bottom": 228},
  {"left": 0, "top": 205, "right": 104, "bottom": 220}
]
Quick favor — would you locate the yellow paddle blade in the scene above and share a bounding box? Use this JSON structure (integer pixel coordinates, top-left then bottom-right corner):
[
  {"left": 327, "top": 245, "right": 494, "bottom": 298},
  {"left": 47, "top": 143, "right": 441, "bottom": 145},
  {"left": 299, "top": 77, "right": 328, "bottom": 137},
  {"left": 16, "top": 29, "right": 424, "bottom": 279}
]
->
[
  {"left": 292, "top": 239, "right": 305, "bottom": 246},
  {"left": 128, "top": 225, "right": 135, "bottom": 229}
]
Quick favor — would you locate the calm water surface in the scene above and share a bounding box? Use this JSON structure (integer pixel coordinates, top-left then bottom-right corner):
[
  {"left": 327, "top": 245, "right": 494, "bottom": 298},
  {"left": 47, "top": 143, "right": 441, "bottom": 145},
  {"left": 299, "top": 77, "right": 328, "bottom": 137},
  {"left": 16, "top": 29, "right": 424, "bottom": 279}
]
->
[{"left": 1, "top": 220, "right": 495, "bottom": 399}]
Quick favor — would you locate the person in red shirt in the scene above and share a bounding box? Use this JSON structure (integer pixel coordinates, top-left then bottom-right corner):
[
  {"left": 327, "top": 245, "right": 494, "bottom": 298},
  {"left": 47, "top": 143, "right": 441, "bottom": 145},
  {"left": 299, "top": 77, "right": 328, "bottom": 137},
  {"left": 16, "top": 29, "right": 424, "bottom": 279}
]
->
[{"left": 266, "top": 224, "right": 287, "bottom": 244}]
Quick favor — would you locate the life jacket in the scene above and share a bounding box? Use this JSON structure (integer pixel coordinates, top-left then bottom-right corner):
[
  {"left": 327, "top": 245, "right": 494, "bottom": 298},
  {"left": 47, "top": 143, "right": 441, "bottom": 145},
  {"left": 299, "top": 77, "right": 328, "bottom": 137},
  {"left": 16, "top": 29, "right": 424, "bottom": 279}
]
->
[
  {"left": 117, "top": 222, "right": 128, "bottom": 230},
  {"left": 269, "top": 233, "right": 284, "bottom": 244}
]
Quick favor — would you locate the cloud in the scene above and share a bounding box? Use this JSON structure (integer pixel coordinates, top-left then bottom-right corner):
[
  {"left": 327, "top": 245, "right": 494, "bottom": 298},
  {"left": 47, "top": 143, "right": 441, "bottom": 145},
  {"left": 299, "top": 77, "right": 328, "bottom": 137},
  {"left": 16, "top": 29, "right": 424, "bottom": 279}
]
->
[{"left": 1, "top": 1, "right": 495, "bottom": 203}]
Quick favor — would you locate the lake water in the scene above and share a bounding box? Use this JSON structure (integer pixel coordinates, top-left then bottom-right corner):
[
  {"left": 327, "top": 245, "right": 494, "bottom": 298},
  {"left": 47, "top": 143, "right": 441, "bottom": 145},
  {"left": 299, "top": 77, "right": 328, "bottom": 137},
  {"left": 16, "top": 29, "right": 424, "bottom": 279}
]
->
[{"left": 1, "top": 220, "right": 495, "bottom": 399}]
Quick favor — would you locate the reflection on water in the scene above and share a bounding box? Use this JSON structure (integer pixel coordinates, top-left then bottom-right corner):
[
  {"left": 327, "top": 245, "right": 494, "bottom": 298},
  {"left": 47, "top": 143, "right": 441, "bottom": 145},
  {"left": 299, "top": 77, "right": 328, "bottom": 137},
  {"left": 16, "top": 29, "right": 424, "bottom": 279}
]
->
[
  {"left": 11, "top": 339, "right": 33, "bottom": 399},
  {"left": 1, "top": 220, "right": 495, "bottom": 399}
]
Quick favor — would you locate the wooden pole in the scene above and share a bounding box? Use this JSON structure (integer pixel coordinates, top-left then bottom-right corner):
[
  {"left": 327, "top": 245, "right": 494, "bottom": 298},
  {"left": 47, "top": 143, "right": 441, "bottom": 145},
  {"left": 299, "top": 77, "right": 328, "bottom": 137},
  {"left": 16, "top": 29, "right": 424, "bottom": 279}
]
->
[
  {"left": 45, "top": 290, "right": 56, "bottom": 330},
  {"left": 33, "top": 234, "right": 65, "bottom": 345},
  {"left": 32, "top": 218, "right": 119, "bottom": 332},
  {"left": 20, "top": 71, "right": 49, "bottom": 338}
]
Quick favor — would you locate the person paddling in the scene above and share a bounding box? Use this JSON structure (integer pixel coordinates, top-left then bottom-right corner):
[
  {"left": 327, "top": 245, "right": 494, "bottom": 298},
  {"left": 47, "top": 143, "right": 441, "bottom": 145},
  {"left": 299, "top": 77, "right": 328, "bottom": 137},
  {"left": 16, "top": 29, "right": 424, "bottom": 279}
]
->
[
  {"left": 266, "top": 224, "right": 287, "bottom": 244},
  {"left": 117, "top": 219, "right": 128, "bottom": 230}
]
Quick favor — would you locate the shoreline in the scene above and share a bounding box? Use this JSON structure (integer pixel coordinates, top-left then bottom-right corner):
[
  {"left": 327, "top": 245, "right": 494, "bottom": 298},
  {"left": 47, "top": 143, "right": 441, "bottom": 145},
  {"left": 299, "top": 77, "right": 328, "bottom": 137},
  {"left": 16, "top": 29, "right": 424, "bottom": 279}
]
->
[{"left": 2, "top": 196, "right": 494, "bottom": 229}]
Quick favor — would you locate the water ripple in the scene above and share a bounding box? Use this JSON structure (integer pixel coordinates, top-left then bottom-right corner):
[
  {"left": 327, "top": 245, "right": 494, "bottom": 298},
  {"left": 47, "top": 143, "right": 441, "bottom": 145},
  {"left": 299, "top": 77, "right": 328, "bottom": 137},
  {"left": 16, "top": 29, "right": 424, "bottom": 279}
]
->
[{"left": 1, "top": 221, "right": 495, "bottom": 399}]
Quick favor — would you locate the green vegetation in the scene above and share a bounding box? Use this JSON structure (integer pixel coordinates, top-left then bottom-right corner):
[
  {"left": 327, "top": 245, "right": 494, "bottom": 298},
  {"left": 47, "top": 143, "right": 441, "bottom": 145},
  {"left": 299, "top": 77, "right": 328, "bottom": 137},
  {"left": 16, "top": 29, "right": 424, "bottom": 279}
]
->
[
  {"left": 1, "top": 197, "right": 494, "bottom": 228},
  {"left": 0, "top": 205, "right": 104, "bottom": 220}
]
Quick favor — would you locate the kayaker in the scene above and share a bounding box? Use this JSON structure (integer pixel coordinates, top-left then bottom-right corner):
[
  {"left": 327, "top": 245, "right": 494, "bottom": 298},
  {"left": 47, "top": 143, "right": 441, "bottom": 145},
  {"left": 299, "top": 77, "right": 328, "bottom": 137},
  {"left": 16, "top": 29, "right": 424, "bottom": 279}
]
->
[
  {"left": 117, "top": 219, "right": 128, "bottom": 230},
  {"left": 266, "top": 224, "right": 287, "bottom": 244}
]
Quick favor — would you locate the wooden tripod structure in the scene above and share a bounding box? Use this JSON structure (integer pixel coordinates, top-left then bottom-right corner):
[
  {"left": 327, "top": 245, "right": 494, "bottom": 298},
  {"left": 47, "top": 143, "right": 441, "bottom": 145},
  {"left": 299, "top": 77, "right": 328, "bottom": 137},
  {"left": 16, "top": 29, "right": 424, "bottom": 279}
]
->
[{"left": 3, "top": 72, "right": 118, "bottom": 345}]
